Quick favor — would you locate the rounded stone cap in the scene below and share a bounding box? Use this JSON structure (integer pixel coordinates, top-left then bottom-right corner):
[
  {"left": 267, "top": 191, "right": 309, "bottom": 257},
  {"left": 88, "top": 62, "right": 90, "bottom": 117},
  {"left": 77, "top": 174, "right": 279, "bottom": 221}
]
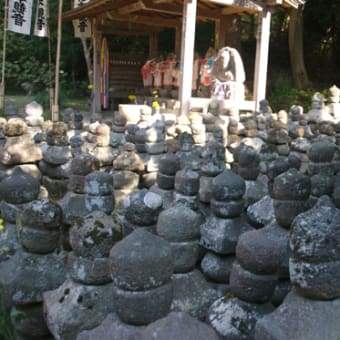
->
[
  {"left": 272, "top": 168, "right": 310, "bottom": 200},
  {"left": 139, "top": 311, "right": 220, "bottom": 340},
  {"left": 0, "top": 167, "right": 40, "bottom": 204},
  {"left": 84, "top": 171, "right": 114, "bottom": 195},
  {"left": 124, "top": 189, "right": 163, "bottom": 226},
  {"left": 234, "top": 144, "right": 259, "bottom": 166},
  {"left": 5, "top": 117, "right": 27, "bottom": 136},
  {"left": 236, "top": 227, "right": 288, "bottom": 275},
  {"left": 158, "top": 152, "right": 181, "bottom": 175},
  {"left": 267, "top": 158, "right": 290, "bottom": 180},
  {"left": 70, "top": 210, "right": 122, "bottom": 258},
  {"left": 212, "top": 169, "right": 245, "bottom": 201},
  {"left": 308, "top": 140, "right": 337, "bottom": 163},
  {"left": 157, "top": 204, "right": 201, "bottom": 242},
  {"left": 290, "top": 204, "right": 340, "bottom": 263},
  {"left": 174, "top": 168, "right": 200, "bottom": 196},
  {"left": 70, "top": 153, "right": 100, "bottom": 176},
  {"left": 123, "top": 142, "right": 136, "bottom": 152},
  {"left": 109, "top": 228, "right": 174, "bottom": 291},
  {"left": 20, "top": 198, "right": 61, "bottom": 229}
]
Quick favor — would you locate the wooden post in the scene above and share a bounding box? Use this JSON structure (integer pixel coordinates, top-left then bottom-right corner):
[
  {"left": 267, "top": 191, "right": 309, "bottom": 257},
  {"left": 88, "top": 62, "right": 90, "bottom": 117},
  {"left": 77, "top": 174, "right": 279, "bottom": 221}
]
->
[
  {"left": 174, "top": 27, "right": 181, "bottom": 58},
  {"left": 47, "top": 2, "right": 54, "bottom": 116},
  {"left": 0, "top": 0, "right": 8, "bottom": 110},
  {"left": 149, "top": 32, "right": 158, "bottom": 58},
  {"left": 253, "top": 7, "right": 271, "bottom": 111},
  {"left": 92, "top": 21, "right": 101, "bottom": 113},
  {"left": 179, "top": 0, "right": 197, "bottom": 117},
  {"left": 214, "top": 18, "right": 221, "bottom": 50},
  {"left": 52, "top": 0, "right": 63, "bottom": 121}
]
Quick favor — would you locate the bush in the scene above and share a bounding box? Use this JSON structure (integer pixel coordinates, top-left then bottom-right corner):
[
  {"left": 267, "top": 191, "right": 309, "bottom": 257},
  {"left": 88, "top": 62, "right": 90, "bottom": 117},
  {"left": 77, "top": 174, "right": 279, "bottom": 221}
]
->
[
  {"left": 267, "top": 73, "right": 330, "bottom": 113},
  {"left": 0, "top": 283, "right": 15, "bottom": 340},
  {"left": 268, "top": 74, "right": 309, "bottom": 112}
]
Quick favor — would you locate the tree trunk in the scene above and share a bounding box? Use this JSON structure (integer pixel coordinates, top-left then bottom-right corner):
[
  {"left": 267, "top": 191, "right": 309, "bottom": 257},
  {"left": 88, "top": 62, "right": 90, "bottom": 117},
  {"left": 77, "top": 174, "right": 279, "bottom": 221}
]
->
[
  {"left": 80, "top": 36, "right": 93, "bottom": 85},
  {"left": 288, "top": 5, "right": 310, "bottom": 89}
]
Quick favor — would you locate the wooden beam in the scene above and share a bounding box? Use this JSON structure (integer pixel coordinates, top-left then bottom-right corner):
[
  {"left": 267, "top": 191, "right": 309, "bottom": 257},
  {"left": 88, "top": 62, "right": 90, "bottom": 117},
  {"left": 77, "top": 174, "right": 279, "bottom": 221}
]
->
[
  {"left": 265, "top": 0, "right": 282, "bottom": 5},
  {"left": 203, "top": 0, "right": 262, "bottom": 12},
  {"left": 63, "top": 0, "right": 129, "bottom": 21},
  {"left": 142, "top": 0, "right": 185, "bottom": 15},
  {"left": 255, "top": 0, "right": 304, "bottom": 8},
  {"left": 221, "top": 7, "right": 248, "bottom": 14},
  {"left": 98, "top": 21, "right": 163, "bottom": 33},
  {"left": 117, "top": 1, "right": 146, "bottom": 15},
  {"left": 283, "top": 0, "right": 303, "bottom": 8},
  {"left": 253, "top": 7, "right": 271, "bottom": 110},
  {"left": 98, "top": 27, "right": 154, "bottom": 36},
  {"left": 142, "top": 0, "right": 221, "bottom": 19},
  {"left": 105, "top": 12, "right": 181, "bottom": 28},
  {"left": 179, "top": 0, "right": 197, "bottom": 117}
]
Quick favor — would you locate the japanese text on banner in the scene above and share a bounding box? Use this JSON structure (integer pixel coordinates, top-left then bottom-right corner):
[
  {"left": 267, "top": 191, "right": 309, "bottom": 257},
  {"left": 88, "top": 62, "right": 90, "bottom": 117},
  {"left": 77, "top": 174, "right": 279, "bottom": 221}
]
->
[
  {"left": 73, "top": 0, "right": 92, "bottom": 38},
  {"left": 34, "top": 0, "right": 48, "bottom": 37},
  {"left": 8, "top": 0, "right": 33, "bottom": 35}
]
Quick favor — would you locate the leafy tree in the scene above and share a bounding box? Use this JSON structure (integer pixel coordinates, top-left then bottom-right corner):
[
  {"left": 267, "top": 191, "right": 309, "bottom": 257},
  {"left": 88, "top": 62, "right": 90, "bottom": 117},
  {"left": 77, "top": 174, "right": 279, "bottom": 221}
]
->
[
  {"left": 0, "top": 0, "right": 87, "bottom": 97},
  {"left": 0, "top": 0, "right": 339, "bottom": 101},
  {"left": 303, "top": 0, "right": 340, "bottom": 86}
]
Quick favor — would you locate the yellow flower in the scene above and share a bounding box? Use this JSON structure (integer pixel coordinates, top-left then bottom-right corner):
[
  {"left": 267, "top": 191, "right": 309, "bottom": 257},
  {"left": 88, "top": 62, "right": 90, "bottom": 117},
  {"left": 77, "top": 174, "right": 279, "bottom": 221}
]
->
[
  {"left": 87, "top": 84, "right": 93, "bottom": 90},
  {"left": 152, "top": 101, "right": 160, "bottom": 108}
]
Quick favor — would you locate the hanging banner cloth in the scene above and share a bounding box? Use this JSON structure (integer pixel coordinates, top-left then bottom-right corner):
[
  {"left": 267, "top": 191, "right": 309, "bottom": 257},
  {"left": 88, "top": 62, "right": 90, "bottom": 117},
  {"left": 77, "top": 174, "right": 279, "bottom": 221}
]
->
[
  {"left": 73, "top": 0, "right": 92, "bottom": 38},
  {"left": 8, "top": 0, "right": 33, "bottom": 35},
  {"left": 100, "top": 37, "right": 109, "bottom": 109},
  {"left": 34, "top": 0, "right": 48, "bottom": 37}
]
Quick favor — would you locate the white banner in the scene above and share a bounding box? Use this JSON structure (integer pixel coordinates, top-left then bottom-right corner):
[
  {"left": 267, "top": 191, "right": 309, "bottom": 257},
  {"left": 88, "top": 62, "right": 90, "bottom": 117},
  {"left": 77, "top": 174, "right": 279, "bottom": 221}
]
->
[
  {"left": 7, "top": 0, "right": 33, "bottom": 35},
  {"left": 34, "top": 0, "right": 48, "bottom": 37},
  {"left": 73, "top": 0, "right": 92, "bottom": 38}
]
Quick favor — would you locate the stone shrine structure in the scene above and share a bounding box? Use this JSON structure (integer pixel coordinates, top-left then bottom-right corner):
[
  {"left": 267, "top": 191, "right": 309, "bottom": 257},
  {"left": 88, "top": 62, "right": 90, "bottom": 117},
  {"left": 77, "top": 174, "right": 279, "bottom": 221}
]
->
[{"left": 0, "top": 88, "right": 339, "bottom": 339}]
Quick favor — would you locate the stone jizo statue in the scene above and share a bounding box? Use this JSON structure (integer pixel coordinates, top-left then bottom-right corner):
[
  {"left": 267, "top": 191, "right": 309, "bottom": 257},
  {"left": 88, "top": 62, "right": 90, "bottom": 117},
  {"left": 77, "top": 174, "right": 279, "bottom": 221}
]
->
[{"left": 210, "top": 46, "right": 246, "bottom": 102}]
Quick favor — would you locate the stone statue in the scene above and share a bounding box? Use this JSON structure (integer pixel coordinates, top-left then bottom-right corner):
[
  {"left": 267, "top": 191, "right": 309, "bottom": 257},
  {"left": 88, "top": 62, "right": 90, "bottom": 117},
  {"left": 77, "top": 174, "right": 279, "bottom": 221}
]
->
[{"left": 210, "top": 46, "right": 246, "bottom": 102}]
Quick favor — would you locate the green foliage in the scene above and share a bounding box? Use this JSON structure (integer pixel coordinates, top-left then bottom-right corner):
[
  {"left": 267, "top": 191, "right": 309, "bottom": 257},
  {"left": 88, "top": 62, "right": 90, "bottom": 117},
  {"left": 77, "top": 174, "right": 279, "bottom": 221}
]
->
[
  {"left": 268, "top": 73, "right": 317, "bottom": 112},
  {"left": 0, "top": 284, "right": 15, "bottom": 340},
  {"left": 10, "top": 307, "right": 25, "bottom": 321},
  {"left": 0, "top": 0, "right": 339, "bottom": 101},
  {"left": 302, "top": 0, "right": 340, "bottom": 84},
  {"left": 5, "top": 57, "right": 51, "bottom": 93}
]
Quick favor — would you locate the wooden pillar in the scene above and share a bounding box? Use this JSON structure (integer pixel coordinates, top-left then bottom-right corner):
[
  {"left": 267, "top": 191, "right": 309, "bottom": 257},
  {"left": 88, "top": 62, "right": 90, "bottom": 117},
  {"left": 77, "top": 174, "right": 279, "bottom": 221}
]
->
[
  {"left": 92, "top": 20, "right": 101, "bottom": 113},
  {"left": 174, "top": 27, "right": 181, "bottom": 59},
  {"left": 253, "top": 7, "right": 271, "bottom": 111},
  {"left": 214, "top": 19, "right": 221, "bottom": 50},
  {"left": 52, "top": 0, "right": 63, "bottom": 121},
  {"left": 179, "top": 0, "right": 197, "bottom": 117},
  {"left": 149, "top": 32, "right": 158, "bottom": 58},
  {"left": 217, "top": 15, "right": 241, "bottom": 51},
  {"left": 0, "top": 0, "right": 8, "bottom": 110}
]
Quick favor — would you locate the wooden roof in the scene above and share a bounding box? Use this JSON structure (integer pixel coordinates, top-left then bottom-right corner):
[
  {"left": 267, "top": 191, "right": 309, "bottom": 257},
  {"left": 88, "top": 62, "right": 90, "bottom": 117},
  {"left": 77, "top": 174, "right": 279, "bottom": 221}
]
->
[{"left": 63, "top": 0, "right": 304, "bottom": 28}]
